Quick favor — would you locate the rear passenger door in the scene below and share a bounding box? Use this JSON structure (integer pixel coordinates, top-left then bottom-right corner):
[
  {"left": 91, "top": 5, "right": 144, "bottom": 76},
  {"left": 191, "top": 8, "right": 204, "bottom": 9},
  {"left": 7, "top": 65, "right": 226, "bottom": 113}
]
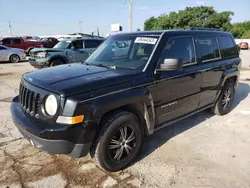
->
[
  {"left": 154, "top": 36, "right": 202, "bottom": 126},
  {"left": 196, "top": 35, "right": 228, "bottom": 108}
]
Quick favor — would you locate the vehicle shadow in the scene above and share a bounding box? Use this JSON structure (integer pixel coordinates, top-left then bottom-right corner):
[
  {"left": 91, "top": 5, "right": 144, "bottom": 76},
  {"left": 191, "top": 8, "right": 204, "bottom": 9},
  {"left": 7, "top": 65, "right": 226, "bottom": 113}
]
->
[
  {"left": 232, "top": 82, "right": 250, "bottom": 109},
  {"left": 136, "top": 110, "right": 213, "bottom": 163},
  {"left": 0, "top": 60, "right": 28, "bottom": 64},
  {"left": 135, "top": 82, "right": 250, "bottom": 163}
]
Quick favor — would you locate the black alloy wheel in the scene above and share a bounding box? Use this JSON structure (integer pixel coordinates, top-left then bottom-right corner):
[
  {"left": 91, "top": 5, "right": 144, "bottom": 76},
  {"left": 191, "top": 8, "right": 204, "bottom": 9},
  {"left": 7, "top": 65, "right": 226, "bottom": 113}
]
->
[{"left": 91, "top": 111, "right": 143, "bottom": 172}]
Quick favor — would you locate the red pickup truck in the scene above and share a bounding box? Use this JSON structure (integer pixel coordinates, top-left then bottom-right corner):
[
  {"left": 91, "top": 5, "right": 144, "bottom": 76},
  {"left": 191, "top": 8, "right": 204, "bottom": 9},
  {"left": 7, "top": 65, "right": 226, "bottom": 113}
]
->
[{"left": 0, "top": 36, "right": 43, "bottom": 54}]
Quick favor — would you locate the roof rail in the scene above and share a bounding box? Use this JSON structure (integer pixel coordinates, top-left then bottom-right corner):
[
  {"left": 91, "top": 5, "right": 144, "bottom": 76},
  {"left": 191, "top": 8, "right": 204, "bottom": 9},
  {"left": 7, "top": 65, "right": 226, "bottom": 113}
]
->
[{"left": 188, "top": 27, "right": 222, "bottom": 31}]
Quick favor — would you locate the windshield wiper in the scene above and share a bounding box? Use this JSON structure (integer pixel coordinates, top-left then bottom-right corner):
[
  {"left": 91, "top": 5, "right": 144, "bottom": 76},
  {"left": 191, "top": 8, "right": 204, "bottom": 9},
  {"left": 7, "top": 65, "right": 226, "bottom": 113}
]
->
[
  {"left": 81, "top": 62, "right": 90, "bottom": 65},
  {"left": 81, "top": 62, "right": 116, "bottom": 69},
  {"left": 95, "top": 64, "right": 116, "bottom": 70}
]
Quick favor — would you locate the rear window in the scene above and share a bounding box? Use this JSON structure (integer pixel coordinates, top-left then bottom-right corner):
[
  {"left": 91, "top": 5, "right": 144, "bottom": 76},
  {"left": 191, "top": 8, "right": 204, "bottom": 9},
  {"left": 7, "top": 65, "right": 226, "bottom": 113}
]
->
[
  {"left": 218, "top": 35, "right": 238, "bottom": 59},
  {"left": 197, "top": 36, "right": 220, "bottom": 62}
]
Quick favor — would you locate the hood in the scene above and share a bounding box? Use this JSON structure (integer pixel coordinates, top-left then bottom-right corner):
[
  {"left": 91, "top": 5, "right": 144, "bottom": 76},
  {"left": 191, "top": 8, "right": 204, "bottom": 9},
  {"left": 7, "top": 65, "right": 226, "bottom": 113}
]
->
[
  {"left": 30, "top": 48, "right": 66, "bottom": 53},
  {"left": 26, "top": 40, "right": 42, "bottom": 44},
  {"left": 10, "top": 48, "right": 24, "bottom": 52},
  {"left": 23, "top": 63, "right": 140, "bottom": 97}
]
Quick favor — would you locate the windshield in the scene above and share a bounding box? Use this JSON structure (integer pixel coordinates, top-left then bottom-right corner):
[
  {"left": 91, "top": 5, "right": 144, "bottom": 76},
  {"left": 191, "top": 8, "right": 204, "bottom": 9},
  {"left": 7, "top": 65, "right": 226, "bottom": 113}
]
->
[
  {"left": 53, "top": 40, "right": 71, "bottom": 49},
  {"left": 85, "top": 35, "right": 159, "bottom": 70},
  {"left": 40, "top": 38, "right": 47, "bottom": 41}
]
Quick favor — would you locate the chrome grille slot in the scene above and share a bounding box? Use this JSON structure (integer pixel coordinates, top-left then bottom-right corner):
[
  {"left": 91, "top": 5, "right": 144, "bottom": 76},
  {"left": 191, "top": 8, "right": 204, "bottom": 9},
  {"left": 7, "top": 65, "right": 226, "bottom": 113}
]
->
[{"left": 19, "top": 83, "right": 40, "bottom": 117}]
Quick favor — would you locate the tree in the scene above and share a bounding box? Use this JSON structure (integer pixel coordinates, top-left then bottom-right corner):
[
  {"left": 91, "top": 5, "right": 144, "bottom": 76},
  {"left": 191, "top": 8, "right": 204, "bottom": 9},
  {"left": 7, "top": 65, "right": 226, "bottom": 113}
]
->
[
  {"left": 231, "top": 21, "right": 250, "bottom": 38},
  {"left": 144, "top": 17, "right": 157, "bottom": 30},
  {"left": 144, "top": 6, "right": 234, "bottom": 31}
]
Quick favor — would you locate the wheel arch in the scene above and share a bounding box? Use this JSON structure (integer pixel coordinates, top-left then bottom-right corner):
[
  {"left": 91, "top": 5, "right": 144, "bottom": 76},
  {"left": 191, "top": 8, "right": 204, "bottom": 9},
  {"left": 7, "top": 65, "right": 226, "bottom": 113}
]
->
[
  {"left": 49, "top": 55, "right": 67, "bottom": 65},
  {"left": 9, "top": 54, "right": 20, "bottom": 62},
  {"left": 221, "top": 70, "right": 239, "bottom": 89},
  {"left": 88, "top": 88, "right": 155, "bottom": 137}
]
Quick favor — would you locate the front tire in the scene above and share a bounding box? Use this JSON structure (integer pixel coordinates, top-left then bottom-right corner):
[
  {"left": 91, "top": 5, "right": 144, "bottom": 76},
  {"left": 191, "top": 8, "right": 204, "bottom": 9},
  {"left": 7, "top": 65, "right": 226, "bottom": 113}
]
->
[
  {"left": 92, "top": 111, "right": 143, "bottom": 172},
  {"left": 211, "top": 80, "right": 235, "bottom": 115},
  {"left": 9, "top": 55, "right": 20, "bottom": 63}
]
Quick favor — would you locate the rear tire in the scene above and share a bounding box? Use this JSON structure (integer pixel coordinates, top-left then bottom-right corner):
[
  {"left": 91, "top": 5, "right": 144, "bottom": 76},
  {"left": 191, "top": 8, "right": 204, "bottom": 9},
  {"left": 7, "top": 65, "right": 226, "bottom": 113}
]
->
[
  {"left": 50, "top": 59, "right": 64, "bottom": 67},
  {"left": 91, "top": 111, "right": 143, "bottom": 172},
  {"left": 211, "top": 80, "right": 235, "bottom": 115},
  {"left": 9, "top": 55, "right": 20, "bottom": 63}
]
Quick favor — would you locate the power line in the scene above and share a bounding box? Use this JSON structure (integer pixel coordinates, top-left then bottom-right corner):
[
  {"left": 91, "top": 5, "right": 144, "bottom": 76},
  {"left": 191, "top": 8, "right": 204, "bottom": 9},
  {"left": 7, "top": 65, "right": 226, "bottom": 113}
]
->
[
  {"left": 117, "top": 0, "right": 128, "bottom": 17},
  {"left": 129, "top": 0, "right": 133, "bottom": 32}
]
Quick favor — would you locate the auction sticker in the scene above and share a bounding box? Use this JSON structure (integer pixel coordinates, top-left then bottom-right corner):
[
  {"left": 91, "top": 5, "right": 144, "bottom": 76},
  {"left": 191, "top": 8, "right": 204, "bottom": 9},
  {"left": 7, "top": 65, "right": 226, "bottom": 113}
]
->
[{"left": 134, "top": 37, "right": 157, "bottom": 44}]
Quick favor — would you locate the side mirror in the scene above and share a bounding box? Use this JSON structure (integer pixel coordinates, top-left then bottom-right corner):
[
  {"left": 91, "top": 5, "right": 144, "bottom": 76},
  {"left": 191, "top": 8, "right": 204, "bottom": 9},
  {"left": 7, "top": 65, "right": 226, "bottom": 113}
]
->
[{"left": 157, "top": 58, "right": 183, "bottom": 72}]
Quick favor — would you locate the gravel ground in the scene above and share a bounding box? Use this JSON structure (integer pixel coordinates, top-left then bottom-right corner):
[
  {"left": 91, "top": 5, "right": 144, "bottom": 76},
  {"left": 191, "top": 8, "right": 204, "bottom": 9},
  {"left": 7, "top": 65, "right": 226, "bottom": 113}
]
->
[{"left": 0, "top": 51, "right": 250, "bottom": 188}]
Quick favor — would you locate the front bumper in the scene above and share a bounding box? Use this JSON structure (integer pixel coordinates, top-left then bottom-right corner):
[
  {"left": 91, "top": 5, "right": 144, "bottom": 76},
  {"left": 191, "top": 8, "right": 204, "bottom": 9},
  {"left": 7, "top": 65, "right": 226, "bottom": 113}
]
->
[
  {"left": 10, "top": 96, "right": 91, "bottom": 158},
  {"left": 29, "top": 57, "right": 50, "bottom": 68},
  {"left": 20, "top": 53, "right": 26, "bottom": 60}
]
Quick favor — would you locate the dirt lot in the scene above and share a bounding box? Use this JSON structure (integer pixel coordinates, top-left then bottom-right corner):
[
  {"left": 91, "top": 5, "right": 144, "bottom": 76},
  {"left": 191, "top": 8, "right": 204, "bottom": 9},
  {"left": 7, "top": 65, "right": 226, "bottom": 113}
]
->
[{"left": 0, "top": 55, "right": 250, "bottom": 188}]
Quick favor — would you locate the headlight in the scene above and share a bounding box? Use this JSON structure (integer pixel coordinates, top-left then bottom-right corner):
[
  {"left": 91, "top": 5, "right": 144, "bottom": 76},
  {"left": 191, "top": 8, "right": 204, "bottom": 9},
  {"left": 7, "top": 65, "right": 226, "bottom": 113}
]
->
[
  {"left": 45, "top": 95, "right": 58, "bottom": 116},
  {"left": 36, "top": 52, "right": 46, "bottom": 58}
]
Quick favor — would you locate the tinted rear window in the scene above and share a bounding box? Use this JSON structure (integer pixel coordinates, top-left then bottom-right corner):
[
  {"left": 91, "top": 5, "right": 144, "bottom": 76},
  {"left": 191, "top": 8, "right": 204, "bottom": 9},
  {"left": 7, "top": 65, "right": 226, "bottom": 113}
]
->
[{"left": 218, "top": 35, "right": 238, "bottom": 58}]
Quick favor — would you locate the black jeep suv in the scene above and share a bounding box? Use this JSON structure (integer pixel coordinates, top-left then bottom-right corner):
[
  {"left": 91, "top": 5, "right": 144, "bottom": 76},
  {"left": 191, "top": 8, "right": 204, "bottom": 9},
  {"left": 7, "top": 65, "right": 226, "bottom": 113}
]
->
[{"left": 11, "top": 28, "right": 240, "bottom": 172}]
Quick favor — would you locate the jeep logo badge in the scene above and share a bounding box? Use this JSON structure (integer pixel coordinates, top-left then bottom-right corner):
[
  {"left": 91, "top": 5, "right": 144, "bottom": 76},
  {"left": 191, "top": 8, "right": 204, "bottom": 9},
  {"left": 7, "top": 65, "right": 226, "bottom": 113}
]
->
[{"left": 28, "top": 77, "right": 33, "bottom": 82}]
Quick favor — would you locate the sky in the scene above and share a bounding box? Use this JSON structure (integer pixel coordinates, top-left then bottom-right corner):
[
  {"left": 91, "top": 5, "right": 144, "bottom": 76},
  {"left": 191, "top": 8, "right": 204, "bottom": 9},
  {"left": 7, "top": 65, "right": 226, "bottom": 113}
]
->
[{"left": 0, "top": 0, "right": 249, "bottom": 37}]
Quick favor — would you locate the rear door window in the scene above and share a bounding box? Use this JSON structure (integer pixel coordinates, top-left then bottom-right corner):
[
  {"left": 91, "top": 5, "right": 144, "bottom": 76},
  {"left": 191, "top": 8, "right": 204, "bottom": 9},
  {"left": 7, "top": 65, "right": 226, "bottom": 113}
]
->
[
  {"left": 197, "top": 36, "right": 220, "bottom": 62},
  {"left": 218, "top": 35, "right": 238, "bottom": 59},
  {"left": 71, "top": 40, "right": 83, "bottom": 49},
  {"left": 84, "top": 40, "right": 101, "bottom": 48},
  {"left": 12, "top": 39, "right": 22, "bottom": 44}
]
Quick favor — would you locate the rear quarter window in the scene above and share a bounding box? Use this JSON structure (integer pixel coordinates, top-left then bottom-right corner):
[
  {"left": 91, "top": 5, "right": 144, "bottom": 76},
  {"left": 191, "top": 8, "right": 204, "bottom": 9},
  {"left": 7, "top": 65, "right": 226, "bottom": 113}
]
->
[{"left": 218, "top": 35, "right": 238, "bottom": 59}]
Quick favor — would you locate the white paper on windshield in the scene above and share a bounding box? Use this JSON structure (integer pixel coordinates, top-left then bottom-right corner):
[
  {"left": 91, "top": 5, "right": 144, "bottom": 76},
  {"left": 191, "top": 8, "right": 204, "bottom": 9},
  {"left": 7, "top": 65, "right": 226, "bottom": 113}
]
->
[{"left": 134, "top": 37, "right": 157, "bottom": 44}]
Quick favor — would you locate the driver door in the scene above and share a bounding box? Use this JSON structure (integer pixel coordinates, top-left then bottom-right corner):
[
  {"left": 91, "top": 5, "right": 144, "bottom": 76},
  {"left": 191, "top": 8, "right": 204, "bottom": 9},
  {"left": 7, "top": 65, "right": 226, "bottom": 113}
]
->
[{"left": 154, "top": 36, "right": 202, "bottom": 127}]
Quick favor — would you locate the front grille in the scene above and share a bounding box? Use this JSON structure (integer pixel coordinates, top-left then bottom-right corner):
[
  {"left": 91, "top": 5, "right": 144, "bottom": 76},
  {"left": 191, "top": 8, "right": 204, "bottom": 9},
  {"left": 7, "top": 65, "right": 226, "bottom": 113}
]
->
[{"left": 19, "top": 83, "right": 40, "bottom": 117}]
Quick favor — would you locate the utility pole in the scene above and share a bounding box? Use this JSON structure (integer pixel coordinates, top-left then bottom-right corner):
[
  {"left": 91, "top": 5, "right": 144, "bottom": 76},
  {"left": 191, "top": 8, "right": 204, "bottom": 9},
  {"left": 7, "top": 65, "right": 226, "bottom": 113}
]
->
[
  {"left": 79, "top": 21, "right": 83, "bottom": 33},
  {"left": 97, "top": 27, "right": 99, "bottom": 37},
  {"left": 129, "top": 0, "right": 133, "bottom": 32},
  {"left": 8, "top": 20, "right": 12, "bottom": 36}
]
